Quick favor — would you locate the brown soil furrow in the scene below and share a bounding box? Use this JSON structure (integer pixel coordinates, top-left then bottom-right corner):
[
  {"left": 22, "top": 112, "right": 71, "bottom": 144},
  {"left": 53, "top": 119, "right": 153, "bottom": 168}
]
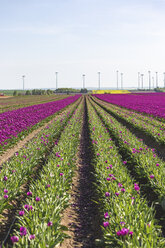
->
[{"left": 60, "top": 97, "right": 102, "bottom": 248}]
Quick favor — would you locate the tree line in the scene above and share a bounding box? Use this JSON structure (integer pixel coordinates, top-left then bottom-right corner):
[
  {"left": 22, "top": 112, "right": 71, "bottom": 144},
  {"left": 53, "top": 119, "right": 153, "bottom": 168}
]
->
[{"left": 13, "top": 88, "right": 88, "bottom": 96}]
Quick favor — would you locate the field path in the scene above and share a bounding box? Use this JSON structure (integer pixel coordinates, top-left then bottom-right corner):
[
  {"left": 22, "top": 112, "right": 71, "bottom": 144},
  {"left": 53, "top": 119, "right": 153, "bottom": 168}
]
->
[{"left": 60, "top": 98, "right": 102, "bottom": 248}]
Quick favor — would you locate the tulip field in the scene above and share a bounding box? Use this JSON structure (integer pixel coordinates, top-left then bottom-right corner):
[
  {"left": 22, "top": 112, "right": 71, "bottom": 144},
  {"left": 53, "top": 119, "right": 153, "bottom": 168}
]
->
[
  {"left": 94, "top": 93, "right": 165, "bottom": 119},
  {"left": 0, "top": 93, "right": 165, "bottom": 247},
  {"left": 0, "top": 95, "right": 80, "bottom": 153},
  {"left": 0, "top": 94, "right": 69, "bottom": 113}
]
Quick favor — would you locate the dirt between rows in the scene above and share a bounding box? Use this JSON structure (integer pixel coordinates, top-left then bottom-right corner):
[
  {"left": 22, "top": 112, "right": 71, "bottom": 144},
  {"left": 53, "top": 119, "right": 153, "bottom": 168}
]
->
[
  {"left": 59, "top": 99, "right": 102, "bottom": 248},
  {"left": 59, "top": 165, "right": 81, "bottom": 248},
  {"left": 0, "top": 96, "right": 12, "bottom": 98},
  {"left": 0, "top": 111, "right": 67, "bottom": 168}
]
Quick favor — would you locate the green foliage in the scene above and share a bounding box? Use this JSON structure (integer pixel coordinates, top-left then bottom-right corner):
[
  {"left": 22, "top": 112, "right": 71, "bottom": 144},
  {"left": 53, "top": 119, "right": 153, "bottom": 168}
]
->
[
  {"left": 80, "top": 88, "right": 88, "bottom": 93},
  {"left": 46, "top": 89, "right": 53, "bottom": 95},
  {"left": 55, "top": 88, "right": 87, "bottom": 93},
  {"left": 87, "top": 97, "right": 165, "bottom": 247},
  {"left": 155, "top": 87, "right": 165, "bottom": 92},
  {"left": 13, "top": 90, "right": 18, "bottom": 96},
  {"left": 92, "top": 96, "right": 165, "bottom": 198},
  {"left": 25, "top": 90, "right": 31, "bottom": 95},
  {"left": 8, "top": 99, "right": 83, "bottom": 247}
]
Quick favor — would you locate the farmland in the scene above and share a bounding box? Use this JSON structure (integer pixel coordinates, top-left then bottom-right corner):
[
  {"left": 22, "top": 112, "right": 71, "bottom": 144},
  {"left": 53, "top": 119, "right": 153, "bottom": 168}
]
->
[
  {"left": 0, "top": 94, "right": 70, "bottom": 113},
  {"left": 0, "top": 93, "right": 165, "bottom": 247}
]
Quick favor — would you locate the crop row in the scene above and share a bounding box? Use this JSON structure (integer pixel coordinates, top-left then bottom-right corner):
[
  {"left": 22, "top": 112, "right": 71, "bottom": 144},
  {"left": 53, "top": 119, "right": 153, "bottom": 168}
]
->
[
  {"left": 89, "top": 97, "right": 165, "bottom": 206},
  {"left": 0, "top": 98, "right": 81, "bottom": 218},
  {"left": 1, "top": 94, "right": 164, "bottom": 247},
  {"left": 0, "top": 95, "right": 80, "bottom": 153},
  {"left": 0, "top": 95, "right": 69, "bottom": 114},
  {"left": 92, "top": 97, "right": 165, "bottom": 145},
  {"left": 94, "top": 93, "right": 165, "bottom": 119},
  {"left": 6, "top": 98, "right": 84, "bottom": 247},
  {"left": 103, "top": 101, "right": 165, "bottom": 130},
  {"left": 86, "top": 97, "right": 165, "bottom": 247}
]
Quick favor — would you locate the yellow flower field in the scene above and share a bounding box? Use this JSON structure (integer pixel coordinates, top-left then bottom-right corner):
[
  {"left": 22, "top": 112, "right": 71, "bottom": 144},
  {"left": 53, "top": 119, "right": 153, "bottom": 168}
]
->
[{"left": 92, "top": 90, "right": 131, "bottom": 94}]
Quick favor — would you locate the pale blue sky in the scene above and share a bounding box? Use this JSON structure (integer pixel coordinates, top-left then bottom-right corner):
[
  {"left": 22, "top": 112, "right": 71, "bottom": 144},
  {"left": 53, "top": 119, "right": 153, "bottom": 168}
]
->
[{"left": 1, "top": 0, "right": 165, "bottom": 89}]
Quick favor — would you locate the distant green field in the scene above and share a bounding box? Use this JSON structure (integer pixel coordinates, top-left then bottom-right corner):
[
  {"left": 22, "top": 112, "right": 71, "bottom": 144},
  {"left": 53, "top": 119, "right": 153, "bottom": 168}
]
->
[{"left": 0, "top": 90, "right": 24, "bottom": 96}]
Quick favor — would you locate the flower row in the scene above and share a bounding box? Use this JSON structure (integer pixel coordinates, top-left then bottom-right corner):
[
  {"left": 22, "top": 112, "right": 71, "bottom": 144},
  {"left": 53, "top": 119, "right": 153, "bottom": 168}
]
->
[
  {"left": 93, "top": 97, "right": 165, "bottom": 145},
  {"left": 0, "top": 99, "right": 81, "bottom": 216},
  {"left": 0, "top": 95, "right": 68, "bottom": 114},
  {"left": 94, "top": 93, "right": 165, "bottom": 119},
  {"left": 87, "top": 97, "right": 165, "bottom": 247},
  {"left": 8, "top": 98, "right": 84, "bottom": 247},
  {"left": 0, "top": 95, "right": 80, "bottom": 148},
  {"left": 90, "top": 97, "right": 165, "bottom": 206}
]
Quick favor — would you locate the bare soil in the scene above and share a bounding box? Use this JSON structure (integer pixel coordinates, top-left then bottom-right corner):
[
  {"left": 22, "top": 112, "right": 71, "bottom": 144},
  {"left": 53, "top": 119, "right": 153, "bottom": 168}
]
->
[
  {"left": 60, "top": 98, "right": 102, "bottom": 248},
  {"left": 0, "top": 96, "right": 12, "bottom": 98}
]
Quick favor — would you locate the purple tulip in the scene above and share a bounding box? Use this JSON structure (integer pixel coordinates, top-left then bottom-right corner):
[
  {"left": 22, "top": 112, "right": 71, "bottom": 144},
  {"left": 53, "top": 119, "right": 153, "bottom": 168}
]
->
[
  {"left": 19, "top": 210, "right": 25, "bottom": 216},
  {"left": 105, "top": 192, "right": 110, "bottom": 197},
  {"left": 11, "top": 236, "right": 19, "bottom": 243},
  {"left": 117, "top": 228, "right": 130, "bottom": 236},
  {"left": 134, "top": 183, "right": 140, "bottom": 191},
  {"left": 3, "top": 176, "right": 8, "bottom": 181},
  {"left": 117, "top": 231, "right": 121, "bottom": 236},
  {"left": 47, "top": 221, "right": 53, "bottom": 226},
  {"left": 103, "top": 222, "right": 109, "bottom": 228},
  {"left": 27, "top": 191, "right": 32, "bottom": 196},
  {"left": 121, "top": 228, "right": 129, "bottom": 236},
  {"left": 104, "top": 212, "right": 110, "bottom": 219},
  {"left": 20, "top": 226, "right": 27, "bottom": 236},
  {"left": 24, "top": 205, "right": 33, "bottom": 211},
  {"left": 118, "top": 183, "right": 123, "bottom": 188},
  {"left": 29, "top": 234, "right": 35, "bottom": 240}
]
